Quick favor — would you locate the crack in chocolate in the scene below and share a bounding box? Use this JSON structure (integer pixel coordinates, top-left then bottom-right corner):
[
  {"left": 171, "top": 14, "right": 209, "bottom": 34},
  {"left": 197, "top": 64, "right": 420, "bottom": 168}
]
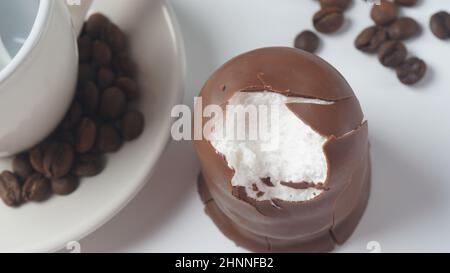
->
[
  {"left": 280, "top": 181, "right": 330, "bottom": 191},
  {"left": 236, "top": 71, "right": 355, "bottom": 102},
  {"left": 240, "top": 88, "right": 350, "bottom": 103},
  {"left": 256, "top": 72, "right": 267, "bottom": 87},
  {"left": 328, "top": 229, "right": 339, "bottom": 245},
  {"left": 261, "top": 177, "right": 274, "bottom": 187},
  {"left": 287, "top": 96, "right": 364, "bottom": 138},
  {"left": 264, "top": 236, "right": 272, "bottom": 251}
]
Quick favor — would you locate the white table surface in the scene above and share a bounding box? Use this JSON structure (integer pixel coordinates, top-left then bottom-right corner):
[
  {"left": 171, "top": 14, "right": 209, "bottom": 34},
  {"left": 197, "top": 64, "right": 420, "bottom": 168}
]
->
[{"left": 76, "top": 0, "right": 450, "bottom": 253}]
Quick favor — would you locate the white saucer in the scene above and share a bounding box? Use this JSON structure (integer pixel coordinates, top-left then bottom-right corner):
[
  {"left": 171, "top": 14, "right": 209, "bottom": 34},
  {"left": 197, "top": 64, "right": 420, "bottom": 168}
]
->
[{"left": 0, "top": 0, "right": 185, "bottom": 252}]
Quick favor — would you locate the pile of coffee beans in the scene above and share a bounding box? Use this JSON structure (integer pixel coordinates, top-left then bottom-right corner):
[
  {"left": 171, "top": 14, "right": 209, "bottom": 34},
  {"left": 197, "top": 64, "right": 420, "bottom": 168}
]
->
[
  {"left": 293, "top": 0, "right": 450, "bottom": 86},
  {"left": 0, "top": 13, "right": 145, "bottom": 208},
  {"left": 354, "top": 0, "right": 426, "bottom": 85}
]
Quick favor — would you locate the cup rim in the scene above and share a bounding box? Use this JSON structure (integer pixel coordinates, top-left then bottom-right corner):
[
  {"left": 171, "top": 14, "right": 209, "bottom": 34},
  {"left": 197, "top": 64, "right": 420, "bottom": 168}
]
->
[{"left": 0, "top": 0, "right": 52, "bottom": 83}]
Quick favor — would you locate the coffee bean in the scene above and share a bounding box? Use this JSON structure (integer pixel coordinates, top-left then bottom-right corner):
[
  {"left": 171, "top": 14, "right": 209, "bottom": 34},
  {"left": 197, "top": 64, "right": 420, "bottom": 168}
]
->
[
  {"left": 113, "top": 52, "right": 137, "bottom": 77},
  {"left": 74, "top": 155, "right": 104, "bottom": 177},
  {"left": 106, "top": 23, "right": 126, "bottom": 51},
  {"left": 22, "top": 173, "right": 51, "bottom": 202},
  {"left": 100, "top": 87, "right": 127, "bottom": 120},
  {"left": 115, "top": 77, "right": 139, "bottom": 100},
  {"left": 394, "top": 0, "right": 417, "bottom": 7},
  {"left": 59, "top": 100, "right": 83, "bottom": 132},
  {"left": 371, "top": 0, "right": 398, "bottom": 26},
  {"left": 355, "top": 26, "right": 388, "bottom": 53},
  {"left": 79, "top": 82, "right": 99, "bottom": 116},
  {"left": 92, "top": 41, "right": 112, "bottom": 66},
  {"left": 85, "top": 13, "right": 110, "bottom": 39},
  {"left": 378, "top": 41, "right": 407, "bottom": 67},
  {"left": 97, "top": 124, "right": 122, "bottom": 153},
  {"left": 30, "top": 145, "right": 47, "bottom": 174},
  {"left": 13, "top": 154, "right": 33, "bottom": 181},
  {"left": 430, "top": 11, "right": 450, "bottom": 40},
  {"left": 396, "top": 57, "right": 427, "bottom": 85},
  {"left": 313, "top": 8, "right": 344, "bottom": 33},
  {"left": 57, "top": 130, "right": 75, "bottom": 146},
  {"left": 121, "top": 110, "right": 144, "bottom": 141},
  {"left": 319, "top": 0, "right": 351, "bottom": 10},
  {"left": 387, "top": 17, "right": 421, "bottom": 40},
  {"left": 77, "top": 35, "right": 92, "bottom": 62},
  {"left": 63, "top": 101, "right": 83, "bottom": 130},
  {"left": 78, "top": 63, "right": 96, "bottom": 86},
  {"left": 43, "top": 143, "right": 74, "bottom": 179},
  {"left": 0, "top": 171, "right": 22, "bottom": 207},
  {"left": 294, "top": 31, "right": 320, "bottom": 53},
  {"left": 76, "top": 118, "right": 97, "bottom": 154},
  {"left": 97, "top": 68, "right": 115, "bottom": 90},
  {"left": 51, "top": 175, "right": 79, "bottom": 196}
]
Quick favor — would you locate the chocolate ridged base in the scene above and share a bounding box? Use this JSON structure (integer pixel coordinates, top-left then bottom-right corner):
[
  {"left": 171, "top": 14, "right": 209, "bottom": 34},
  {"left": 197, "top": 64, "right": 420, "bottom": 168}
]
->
[{"left": 198, "top": 158, "right": 371, "bottom": 253}]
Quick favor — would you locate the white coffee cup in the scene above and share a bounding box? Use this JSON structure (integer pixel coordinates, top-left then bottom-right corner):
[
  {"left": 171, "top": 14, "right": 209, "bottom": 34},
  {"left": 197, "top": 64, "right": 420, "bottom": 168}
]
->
[{"left": 0, "top": 0, "right": 92, "bottom": 157}]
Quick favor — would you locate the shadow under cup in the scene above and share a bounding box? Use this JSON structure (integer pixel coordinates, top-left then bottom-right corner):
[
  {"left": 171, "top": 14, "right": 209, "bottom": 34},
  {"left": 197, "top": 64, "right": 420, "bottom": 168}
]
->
[{"left": 0, "top": 0, "right": 40, "bottom": 69}]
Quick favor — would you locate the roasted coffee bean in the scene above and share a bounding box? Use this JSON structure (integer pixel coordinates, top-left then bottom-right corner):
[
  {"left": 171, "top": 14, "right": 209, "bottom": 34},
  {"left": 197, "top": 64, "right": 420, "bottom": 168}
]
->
[
  {"left": 51, "top": 175, "right": 79, "bottom": 196},
  {"left": 77, "top": 35, "right": 92, "bottom": 62},
  {"left": 97, "top": 124, "right": 122, "bottom": 153},
  {"left": 92, "top": 41, "right": 112, "bottom": 66},
  {"left": 85, "top": 13, "right": 110, "bottom": 39},
  {"left": 57, "top": 130, "right": 75, "bottom": 146},
  {"left": 106, "top": 23, "right": 126, "bottom": 51},
  {"left": 371, "top": 0, "right": 398, "bottom": 26},
  {"left": 97, "top": 68, "right": 115, "bottom": 90},
  {"left": 74, "top": 155, "right": 104, "bottom": 177},
  {"left": 63, "top": 101, "right": 83, "bottom": 129},
  {"left": 78, "top": 63, "right": 96, "bottom": 85},
  {"left": 99, "top": 87, "right": 127, "bottom": 120},
  {"left": 121, "top": 110, "right": 144, "bottom": 141},
  {"left": 396, "top": 57, "right": 427, "bottom": 85},
  {"left": 22, "top": 173, "right": 51, "bottom": 202},
  {"left": 378, "top": 41, "right": 407, "bottom": 67},
  {"left": 0, "top": 171, "right": 22, "bottom": 207},
  {"left": 13, "top": 154, "right": 34, "bottom": 181},
  {"left": 29, "top": 145, "right": 47, "bottom": 174},
  {"left": 430, "top": 11, "right": 450, "bottom": 40},
  {"left": 319, "top": 0, "right": 351, "bottom": 10},
  {"left": 387, "top": 17, "right": 421, "bottom": 40},
  {"left": 115, "top": 77, "right": 139, "bottom": 100},
  {"left": 355, "top": 26, "right": 388, "bottom": 53},
  {"left": 76, "top": 118, "right": 97, "bottom": 154},
  {"left": 113, "top": 52, "right": 137, "bottom": 76},
  {"left": 43, "top": 143, "right": 74, "bottom": 179},
  {"left": 294, "top": 31, "right": 320, "bottom": 53},
  {"left": 79, "top": 82, "right": 99, "bottom": 116},
  {"left": 313, "top": 8, "right": 344, "bottom": 33},
  {"left": 394, "top": 0, "right": 417, "bottom": 7}
]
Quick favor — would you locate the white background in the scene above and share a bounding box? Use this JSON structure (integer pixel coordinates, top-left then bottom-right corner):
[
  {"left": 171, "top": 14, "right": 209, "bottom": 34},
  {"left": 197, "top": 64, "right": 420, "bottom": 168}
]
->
[{"left": 78, "top": 0, "right": 450, "bottom": 252}]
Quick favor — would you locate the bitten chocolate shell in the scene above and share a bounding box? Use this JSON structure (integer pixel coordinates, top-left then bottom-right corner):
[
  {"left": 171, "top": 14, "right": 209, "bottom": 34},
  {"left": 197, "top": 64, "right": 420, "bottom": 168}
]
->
[{"left": 194, "top": 47, "right": 370, "bottom": 252}]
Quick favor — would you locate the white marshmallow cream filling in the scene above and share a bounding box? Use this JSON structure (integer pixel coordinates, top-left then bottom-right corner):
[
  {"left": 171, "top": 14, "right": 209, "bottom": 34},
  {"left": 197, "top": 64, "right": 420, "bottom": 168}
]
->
[{"left": 210, "top": 91, "right": 332, "bottom": 202}]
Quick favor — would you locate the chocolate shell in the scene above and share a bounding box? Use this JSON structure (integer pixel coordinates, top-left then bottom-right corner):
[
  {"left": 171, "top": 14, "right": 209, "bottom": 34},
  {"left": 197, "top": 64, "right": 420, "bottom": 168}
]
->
[{"left": 194, "top": 47, "right": 370, "bottom": 252}]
